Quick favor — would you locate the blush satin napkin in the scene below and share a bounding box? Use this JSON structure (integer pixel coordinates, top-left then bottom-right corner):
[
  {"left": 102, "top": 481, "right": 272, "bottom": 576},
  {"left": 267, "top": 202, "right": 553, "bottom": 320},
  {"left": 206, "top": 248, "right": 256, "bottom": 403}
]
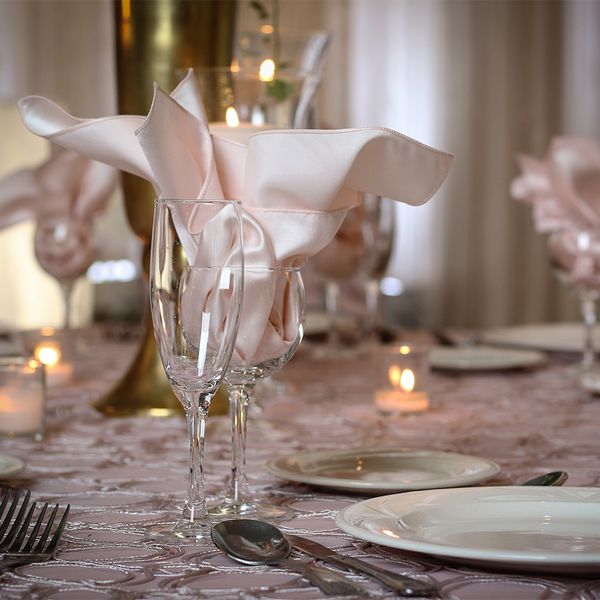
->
[
  {"left": 511, "top": 137, "right": 600, "bottom": 287},
  {"left": 18, "top": 70, "right": 452, "bottom": 364},
  {"left": 0, "top": 143, "right": 116, "bottom": 230}
]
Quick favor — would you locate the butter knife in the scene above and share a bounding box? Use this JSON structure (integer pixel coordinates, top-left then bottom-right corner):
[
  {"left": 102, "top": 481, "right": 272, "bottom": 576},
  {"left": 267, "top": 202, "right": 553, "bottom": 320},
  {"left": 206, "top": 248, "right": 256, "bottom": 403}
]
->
[{"left": 287, "top": 534, "right": 439, "bottom": 597}]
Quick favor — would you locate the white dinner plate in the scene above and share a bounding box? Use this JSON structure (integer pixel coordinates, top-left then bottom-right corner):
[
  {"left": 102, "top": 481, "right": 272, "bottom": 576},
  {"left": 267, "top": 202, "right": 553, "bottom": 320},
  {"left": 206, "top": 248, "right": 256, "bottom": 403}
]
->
[
  {"left": 481, "top": 322, "right": 600, "bottom": 353},
  {"left": 0, "top": 454, "right": 25, "bottom": 478},
  {"left": 336, "top": 487, "right": 600, "bottom": 575},
  {"left": 267, "top": 449, "right": 500, "bottom": 494},
  {"left": 430, "top": 345, "right": 545, "bottom": 371}
]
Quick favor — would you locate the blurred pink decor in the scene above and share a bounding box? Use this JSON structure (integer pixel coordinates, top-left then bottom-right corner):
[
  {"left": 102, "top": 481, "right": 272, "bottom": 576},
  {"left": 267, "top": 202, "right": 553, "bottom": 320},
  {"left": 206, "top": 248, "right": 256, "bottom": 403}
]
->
[
  {"left": 0, "top": 144, "right": 117, "bottom": 328},
  {"left": 512, "top": 136, "right": 600, "bottom": 390}
]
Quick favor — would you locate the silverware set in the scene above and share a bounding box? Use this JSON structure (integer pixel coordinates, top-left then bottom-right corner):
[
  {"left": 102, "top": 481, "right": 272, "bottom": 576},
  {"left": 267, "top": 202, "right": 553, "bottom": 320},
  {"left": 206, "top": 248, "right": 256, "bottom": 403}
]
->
[
  {"left": 0, "top": 487, "right": 70, "bottom": 571},
  {"left": 211, "top": 471, "right": 569, "bottom": 597}
]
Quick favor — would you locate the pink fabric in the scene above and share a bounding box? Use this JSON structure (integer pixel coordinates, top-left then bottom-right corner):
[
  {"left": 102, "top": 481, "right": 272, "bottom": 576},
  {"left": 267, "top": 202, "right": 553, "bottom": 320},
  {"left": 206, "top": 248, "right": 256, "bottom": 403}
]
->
[
  {"left": 512, "top": 136, "right": 600, "bottom": 289},
  {"left": 0, "top": 144, "right": 117, "bottom": 229}
]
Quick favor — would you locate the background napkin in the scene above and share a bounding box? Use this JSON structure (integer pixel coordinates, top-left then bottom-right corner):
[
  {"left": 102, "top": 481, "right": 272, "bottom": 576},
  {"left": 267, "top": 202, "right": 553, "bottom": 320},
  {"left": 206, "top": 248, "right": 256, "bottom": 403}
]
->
[
  {"left": 18, "top": 72, "right": 452, "bottom": 364},
  {"left": 512, "top": 136, "right": 600, "bottom": 291},
  {"left": 0, "top": 143, "right": 116, "bottom": 230}
]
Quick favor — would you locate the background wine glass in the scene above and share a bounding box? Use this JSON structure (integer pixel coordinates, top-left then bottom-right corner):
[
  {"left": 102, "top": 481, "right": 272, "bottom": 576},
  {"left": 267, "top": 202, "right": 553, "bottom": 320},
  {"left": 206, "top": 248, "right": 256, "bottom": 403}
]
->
[
  {"left": 150, "top": 198, "right": 243, "bottom": 540},
  {"left": 547, "top": 229, "right": 600, "bottom": 391},
  {"left": 209, "top": 266, "right": 305, "bottom": 519},
  {"left": 33, "top": 214, "right": 95, "bottom": 330}
]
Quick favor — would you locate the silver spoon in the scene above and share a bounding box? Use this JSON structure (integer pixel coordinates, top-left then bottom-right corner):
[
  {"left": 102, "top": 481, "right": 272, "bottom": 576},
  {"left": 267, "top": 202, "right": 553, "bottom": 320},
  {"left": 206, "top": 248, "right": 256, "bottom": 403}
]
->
[
  {"left": 521, "top": 471, "right": 568, "bottom": 486},
  {"left": 211, "top": 519, "right": 367, "bottom": 596}
]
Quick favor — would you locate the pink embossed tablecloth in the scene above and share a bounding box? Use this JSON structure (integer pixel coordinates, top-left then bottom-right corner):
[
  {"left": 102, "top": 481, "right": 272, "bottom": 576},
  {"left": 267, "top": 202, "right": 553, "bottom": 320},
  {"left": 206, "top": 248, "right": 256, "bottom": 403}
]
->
[{"left": 1, "top": 328, "right": 600, "bottom": 599}]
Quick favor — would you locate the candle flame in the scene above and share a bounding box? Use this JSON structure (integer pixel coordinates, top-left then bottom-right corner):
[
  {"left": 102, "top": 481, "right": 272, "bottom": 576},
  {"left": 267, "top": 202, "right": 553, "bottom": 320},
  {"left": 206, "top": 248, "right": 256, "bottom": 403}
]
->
[
  {"left": 400, "top": 368, "right": 415, "bottom": 392},
  {"left": 259, "top": 58, "right": 276, "bottom": 82},
  {"left": 388, "top": 366, "right": 415, "bottom": 392},
  {"left": 399, "top": 345, "right": 411, "bottom": 355},
  {"left": 225, "top": 106, "right": 240, "bottom": 128},
  {"left": 35, "top": 344, "right": 61, "bottom": 367}
]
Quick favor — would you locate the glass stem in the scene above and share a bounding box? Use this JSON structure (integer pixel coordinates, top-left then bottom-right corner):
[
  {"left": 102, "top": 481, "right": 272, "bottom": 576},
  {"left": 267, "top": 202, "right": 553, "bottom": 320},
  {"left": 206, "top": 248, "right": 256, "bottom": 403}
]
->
[
  {"left": 364, "top": 278, "right": 380, "bottom": 340},
  {"left": 60, "top": 280, "right": 75, "bottom": 330},
  {"left": 325, "top": 279, "right": 341, "bottom": 347},
  {"left": 183, "top": 393, "right": 210, "bottom": 523},
  {"left": 226, "top": 384, "right": 252, "bottom": 505},
  {"left": 580, "top": 291, "right": 598, "bottom": 370}
]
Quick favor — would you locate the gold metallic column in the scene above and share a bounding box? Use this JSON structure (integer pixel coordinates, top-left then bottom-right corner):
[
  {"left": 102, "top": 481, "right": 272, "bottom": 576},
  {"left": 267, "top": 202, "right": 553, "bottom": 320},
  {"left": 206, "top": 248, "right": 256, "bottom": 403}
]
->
[{"left": 95, "top": 0, "right": 237, "bottom": 416}]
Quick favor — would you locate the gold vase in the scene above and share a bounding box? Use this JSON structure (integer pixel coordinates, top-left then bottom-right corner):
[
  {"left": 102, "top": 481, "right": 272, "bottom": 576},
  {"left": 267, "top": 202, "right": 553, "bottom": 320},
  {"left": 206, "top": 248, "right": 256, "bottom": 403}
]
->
[{"left": 94, "top": 0, "right": 237, "bottom": 417}]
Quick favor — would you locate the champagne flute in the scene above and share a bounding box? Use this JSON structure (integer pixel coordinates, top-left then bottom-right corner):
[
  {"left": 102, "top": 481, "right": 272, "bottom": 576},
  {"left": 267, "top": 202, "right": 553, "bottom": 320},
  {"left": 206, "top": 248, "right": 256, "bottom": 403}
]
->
[
  {"left": 210, "top": 266, "right": 305, "bottom": 519},
  {"left": 149, "top": 198, "right": 244, "bottom": 540}
]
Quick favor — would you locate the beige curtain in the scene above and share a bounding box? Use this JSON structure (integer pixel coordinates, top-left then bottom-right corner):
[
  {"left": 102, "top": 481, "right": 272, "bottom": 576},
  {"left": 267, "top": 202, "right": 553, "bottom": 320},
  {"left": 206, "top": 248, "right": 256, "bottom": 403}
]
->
[{"left": 318, "top": 0, "right": 600, "bottom": 329}]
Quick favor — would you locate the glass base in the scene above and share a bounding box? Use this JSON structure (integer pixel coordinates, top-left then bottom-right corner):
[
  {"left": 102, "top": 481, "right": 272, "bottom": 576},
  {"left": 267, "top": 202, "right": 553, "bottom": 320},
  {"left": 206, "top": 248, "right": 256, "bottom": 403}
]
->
[
  {"left": 580, "top": 367, "right": 600, "bottom": 394},
  {"left": 146, "top": 518, "right": 212, "bottom": 543},
  {"left": 208, "top": 499, "right": 292, "bottom": 521}
]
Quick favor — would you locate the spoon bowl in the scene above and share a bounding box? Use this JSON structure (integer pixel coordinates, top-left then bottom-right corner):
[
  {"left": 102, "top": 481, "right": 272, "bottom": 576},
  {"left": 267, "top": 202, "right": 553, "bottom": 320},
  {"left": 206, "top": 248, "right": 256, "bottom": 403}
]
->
[
  {"left": 521, "top": 471, "right": 568, "bottom": 487},
  {"left": 211, "top": 519, "right": 291, "bottom": 564}
]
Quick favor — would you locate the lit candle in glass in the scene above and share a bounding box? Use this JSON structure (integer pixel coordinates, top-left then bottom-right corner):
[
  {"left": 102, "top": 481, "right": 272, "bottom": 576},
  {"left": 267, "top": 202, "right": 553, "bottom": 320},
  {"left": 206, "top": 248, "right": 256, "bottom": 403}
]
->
[
  {"left": 34, "top": 340, "right": 73, "bottom": 385},
  {"left": 374, "top": 345, "right": 430, "bottom": 414},
  {"left": 0, "top": 358, "right": 45, "bottom": 440}
]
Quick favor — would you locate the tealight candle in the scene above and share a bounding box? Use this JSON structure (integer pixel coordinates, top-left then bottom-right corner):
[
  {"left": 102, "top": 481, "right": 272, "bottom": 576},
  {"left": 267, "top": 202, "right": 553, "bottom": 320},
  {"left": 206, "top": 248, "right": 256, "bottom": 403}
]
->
[
  {"left": 0, "top": 358, "right": 45, "bottom": 440},
  {"left": 373, "top": 344, "right": 430, "bottom": 414},
  {"left": 34, "top": 341, "right": 73, "bottom": 385}
]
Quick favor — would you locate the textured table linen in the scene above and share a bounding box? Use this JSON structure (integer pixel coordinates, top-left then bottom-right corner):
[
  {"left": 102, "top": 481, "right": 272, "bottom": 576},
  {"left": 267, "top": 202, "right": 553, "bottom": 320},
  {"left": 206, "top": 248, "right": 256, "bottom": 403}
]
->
[{"left": 0, "top": 328, "right": 599, "bottom": 599}]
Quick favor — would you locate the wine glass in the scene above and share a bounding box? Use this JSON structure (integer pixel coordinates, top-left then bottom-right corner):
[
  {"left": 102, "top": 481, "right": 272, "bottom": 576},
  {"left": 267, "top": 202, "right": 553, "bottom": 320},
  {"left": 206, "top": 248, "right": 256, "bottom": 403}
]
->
[
  {"left": 358, "top": 194, "right": 395, "bottom": 342},
  {"left": 209, "top": 266, "right": 305, "bottom": 519},
  {"left": 33, "top": 214, "right": 95, "bottom": 330},
  {"left": 548, "top": 228, "right": 600, "bottom": 391},
  {"left": 149, "top": 198, "right": 244, "bottom": 540}
]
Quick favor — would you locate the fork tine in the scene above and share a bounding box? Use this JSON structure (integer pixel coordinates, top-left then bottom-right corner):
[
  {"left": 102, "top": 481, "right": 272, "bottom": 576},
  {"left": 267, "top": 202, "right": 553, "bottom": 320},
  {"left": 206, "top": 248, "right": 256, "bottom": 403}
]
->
[
  {"left": 44, "top": 505, "right": 70, "bottom": 555},
  {"left": 0, "top": 488, "right": 10, "bottom": 523},
  {"left": 7, "top": 502, "right": 36, "bottom": 552},
  {"left": 22, "top": 503, "right": 48, "bottom": 553},
  {"left": 33, "top": 504, "right": 58, "bottom": 554},
  {"left": 0, "top": 491, "right": 31, "bottom": 550},
  {"left": 0, "top": 489, "right": 21, "bottom": 539}
]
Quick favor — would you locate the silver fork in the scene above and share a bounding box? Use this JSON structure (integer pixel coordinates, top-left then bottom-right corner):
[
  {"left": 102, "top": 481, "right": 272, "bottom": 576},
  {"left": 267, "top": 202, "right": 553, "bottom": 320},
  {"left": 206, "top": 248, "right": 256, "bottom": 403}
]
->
[
  {"left": 0, "top": 499, "right": 70, "bottom": 571},
  {"left": 0, "top": 488, "right": 32, "bottom": 551}
]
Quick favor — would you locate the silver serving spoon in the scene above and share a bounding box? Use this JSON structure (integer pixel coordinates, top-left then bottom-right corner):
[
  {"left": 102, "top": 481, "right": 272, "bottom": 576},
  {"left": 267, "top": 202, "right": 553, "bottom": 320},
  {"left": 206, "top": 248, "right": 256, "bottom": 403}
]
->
[
  {"left": 211, "top": 519, "right": 367, "bottom": 596},
  {"left": 521, "top": 471, "right": 568, "bottom": 486}
]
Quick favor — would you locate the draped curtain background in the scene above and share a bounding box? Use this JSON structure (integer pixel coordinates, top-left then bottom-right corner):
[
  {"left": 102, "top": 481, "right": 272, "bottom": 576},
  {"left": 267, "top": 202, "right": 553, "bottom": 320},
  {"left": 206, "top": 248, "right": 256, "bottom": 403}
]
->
[
  {"left": 319, "top": 0, "right": 600, "bottom": 328},
  {"left": 0, "top": 0, "right": 598, "bottom": 330}
]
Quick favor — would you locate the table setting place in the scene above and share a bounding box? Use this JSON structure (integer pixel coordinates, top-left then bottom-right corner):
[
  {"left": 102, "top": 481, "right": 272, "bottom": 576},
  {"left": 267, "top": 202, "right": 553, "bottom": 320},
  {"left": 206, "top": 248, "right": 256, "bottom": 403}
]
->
[{"left": 2, "top": 6, "right": 600, "bottom": 599}]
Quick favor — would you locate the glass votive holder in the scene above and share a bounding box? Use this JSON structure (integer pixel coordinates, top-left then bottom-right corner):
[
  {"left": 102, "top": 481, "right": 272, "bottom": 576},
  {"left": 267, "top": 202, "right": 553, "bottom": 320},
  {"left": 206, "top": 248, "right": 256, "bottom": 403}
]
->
[
  {"left": 0, "top": 357, "right": 45, "bottom": 441},
  {"left": 373, "top": 344, "right": 430, "bottom": 414}
]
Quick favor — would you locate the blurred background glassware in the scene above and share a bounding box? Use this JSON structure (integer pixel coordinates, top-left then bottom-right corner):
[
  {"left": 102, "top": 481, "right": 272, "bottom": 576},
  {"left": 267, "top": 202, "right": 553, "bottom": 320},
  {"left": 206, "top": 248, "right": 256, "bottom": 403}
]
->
[
  {"left": 149, "top": 199, "right": 244, "bottom": 541},
  {"left": 311, "top": 196, "right": 396, "bottom": 351},
  {"left": 235, "top": 29, "right": 330, "bottom": 128},
  {"left": 358, "top": 194, "right": 396, "bottom": 342},
  {"left": 210, "top": 266, "right": 305, "bottom": 520},
  {"left": 547, "top": 228, "right": 600, "bottom": 391},
  {"left": 33, "top": 214, "right": 95, "bottom": 331}
]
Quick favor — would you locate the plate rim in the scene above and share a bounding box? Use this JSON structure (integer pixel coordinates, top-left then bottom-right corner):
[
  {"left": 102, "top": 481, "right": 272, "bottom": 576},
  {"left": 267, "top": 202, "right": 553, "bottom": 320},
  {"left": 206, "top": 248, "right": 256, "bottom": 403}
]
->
[
  {"left": 481, "top": 321, "right": 600, "bottom": 353},
  {"left": 335, "top": 486, "right": 600, "bottom": 566},
  {"left": 430, "top": 345, "right": 546, "bottom": 371},
  {"left": 266, "top": 448, "right": 501, "bottom": 492},
  {"left": 0, "top": 453, "right": 25, "bottom": 478}
]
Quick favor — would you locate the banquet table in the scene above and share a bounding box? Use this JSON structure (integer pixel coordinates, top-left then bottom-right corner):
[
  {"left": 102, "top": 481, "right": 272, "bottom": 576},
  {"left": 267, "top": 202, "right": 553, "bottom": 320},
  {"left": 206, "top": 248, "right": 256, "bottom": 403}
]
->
[{"left": 1, "top": 327, "right": 600, "bottom": 599}]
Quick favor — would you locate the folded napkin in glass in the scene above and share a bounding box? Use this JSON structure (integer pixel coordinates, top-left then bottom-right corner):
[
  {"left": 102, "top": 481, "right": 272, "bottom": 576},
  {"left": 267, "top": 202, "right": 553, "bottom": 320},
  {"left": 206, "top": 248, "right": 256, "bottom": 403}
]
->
[{"left": 18, "top": 73, "right": 452, "bottom": 365}]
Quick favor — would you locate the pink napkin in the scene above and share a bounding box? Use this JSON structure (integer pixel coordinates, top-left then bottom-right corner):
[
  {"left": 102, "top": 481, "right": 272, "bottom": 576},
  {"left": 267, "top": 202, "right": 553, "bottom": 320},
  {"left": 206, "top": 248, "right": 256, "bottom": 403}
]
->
[
  {"left": 0, "top": 143, "right": 117, "bottom": 229},
  {"left": 18, "top": 71, "right": 452, "bottom": 364},
  {"left": 511, "top": 137, "right": 600, "bottom": 233},
  {"left": 512, "top": 136, "right": 600, "bottom": 291}
]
